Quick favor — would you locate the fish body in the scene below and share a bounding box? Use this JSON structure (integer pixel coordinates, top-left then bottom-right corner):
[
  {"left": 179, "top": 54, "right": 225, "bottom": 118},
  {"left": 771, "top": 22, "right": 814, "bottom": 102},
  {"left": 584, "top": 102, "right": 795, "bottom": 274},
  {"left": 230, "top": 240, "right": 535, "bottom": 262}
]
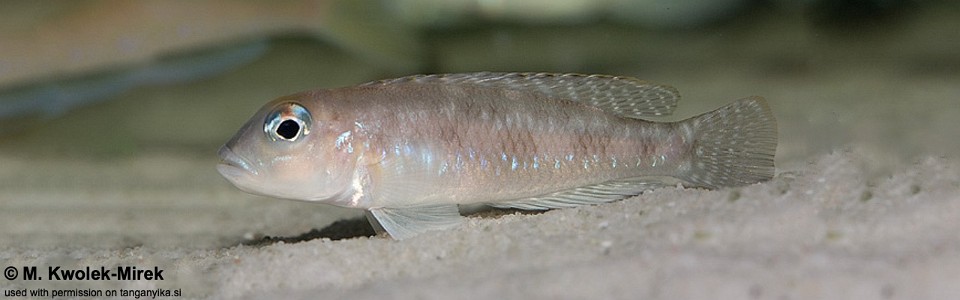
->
[{"left": 217, "top": 73, "right": 777, "bottom": 239}]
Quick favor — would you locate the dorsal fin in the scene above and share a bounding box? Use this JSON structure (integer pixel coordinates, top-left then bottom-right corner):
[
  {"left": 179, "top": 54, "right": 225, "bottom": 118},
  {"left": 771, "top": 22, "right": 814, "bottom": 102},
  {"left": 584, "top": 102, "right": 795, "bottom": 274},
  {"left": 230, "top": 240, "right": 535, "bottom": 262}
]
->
[{"left": 360, "top": 72, "right": 680, "bottom": 118}]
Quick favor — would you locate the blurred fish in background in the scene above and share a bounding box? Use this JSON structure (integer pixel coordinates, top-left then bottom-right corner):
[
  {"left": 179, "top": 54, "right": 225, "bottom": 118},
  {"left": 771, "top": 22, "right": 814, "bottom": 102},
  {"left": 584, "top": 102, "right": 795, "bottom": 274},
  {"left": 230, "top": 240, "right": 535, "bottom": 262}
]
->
[
  {"left": 0, "top": 0, "right": 421, "bottom": 135},
  {"left": 0, "top": 41, "right": 269, "bottom": 132},
  {"left": 391, "top": 0, "right": 916, "bottom": 28},
  {"left": 390, "top": 0, "right": 755, "bottom": 28}
]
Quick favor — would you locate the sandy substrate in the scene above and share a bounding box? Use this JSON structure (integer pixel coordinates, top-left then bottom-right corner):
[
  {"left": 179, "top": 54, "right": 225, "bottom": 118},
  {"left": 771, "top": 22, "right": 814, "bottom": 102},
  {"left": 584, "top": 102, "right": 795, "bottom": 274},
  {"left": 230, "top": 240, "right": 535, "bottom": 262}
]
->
[
  {"left": 2, "top": 152, "right": 958, "bottom": 299},
  {"left": 2, "top": 5, "right": 959, "bottom": 299}
]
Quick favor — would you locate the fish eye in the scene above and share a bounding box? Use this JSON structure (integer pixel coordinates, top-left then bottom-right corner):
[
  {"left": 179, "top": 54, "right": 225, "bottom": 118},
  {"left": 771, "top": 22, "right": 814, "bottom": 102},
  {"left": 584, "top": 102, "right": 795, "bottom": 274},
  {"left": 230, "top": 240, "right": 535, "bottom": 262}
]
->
[
  {"left": 264, "top": 103, "right": 311, "bottom": 142},
  {"left": 276, "top": 120, "right": 300, "bottom": 140}
]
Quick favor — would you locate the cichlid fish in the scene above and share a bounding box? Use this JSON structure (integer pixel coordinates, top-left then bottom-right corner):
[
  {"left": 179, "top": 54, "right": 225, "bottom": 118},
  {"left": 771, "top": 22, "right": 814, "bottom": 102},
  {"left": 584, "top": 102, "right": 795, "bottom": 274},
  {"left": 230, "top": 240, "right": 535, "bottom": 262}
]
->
[{"left": 217, "top": 72, "right": 777, "bottom": 239}]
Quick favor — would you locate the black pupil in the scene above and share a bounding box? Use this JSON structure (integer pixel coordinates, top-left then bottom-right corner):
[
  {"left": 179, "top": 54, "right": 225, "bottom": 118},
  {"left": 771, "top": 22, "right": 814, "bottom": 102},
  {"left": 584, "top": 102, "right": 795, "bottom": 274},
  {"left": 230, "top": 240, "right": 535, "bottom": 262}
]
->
[{"left": 276, "top": 119, "right": 300, "bottom": 140}]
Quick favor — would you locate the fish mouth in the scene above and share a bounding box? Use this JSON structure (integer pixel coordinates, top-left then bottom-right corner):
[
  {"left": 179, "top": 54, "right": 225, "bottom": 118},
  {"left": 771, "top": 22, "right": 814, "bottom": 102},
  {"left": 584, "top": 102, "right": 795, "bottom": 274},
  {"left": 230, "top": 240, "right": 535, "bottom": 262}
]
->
[{"left": 217, "top": 146, "right": 257, "bottom": 178}]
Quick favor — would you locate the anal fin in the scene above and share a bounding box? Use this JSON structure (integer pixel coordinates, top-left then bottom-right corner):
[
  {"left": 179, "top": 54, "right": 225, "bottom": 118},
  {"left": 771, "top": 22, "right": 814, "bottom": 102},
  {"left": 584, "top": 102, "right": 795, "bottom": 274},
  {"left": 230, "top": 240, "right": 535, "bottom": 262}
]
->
[
  {"left": 366, "top": 204, "right": 463, "bottom": 240},
  {"left": 488, "top": 178, "right": 670, "bottom": 210}
]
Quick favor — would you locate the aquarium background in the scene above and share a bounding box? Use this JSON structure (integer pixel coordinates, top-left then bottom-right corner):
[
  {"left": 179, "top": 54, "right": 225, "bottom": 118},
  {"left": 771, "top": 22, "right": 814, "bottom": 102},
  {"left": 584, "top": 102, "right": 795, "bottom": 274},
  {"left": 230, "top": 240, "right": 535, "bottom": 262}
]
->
[{"left": 1, "top": 1, "right": 958, "bottom": 298}]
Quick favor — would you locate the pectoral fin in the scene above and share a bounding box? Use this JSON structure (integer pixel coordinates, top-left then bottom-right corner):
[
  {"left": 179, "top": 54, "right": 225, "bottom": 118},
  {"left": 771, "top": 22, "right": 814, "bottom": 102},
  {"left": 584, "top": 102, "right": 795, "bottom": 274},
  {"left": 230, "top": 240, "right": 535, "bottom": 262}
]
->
[{"left": 366, "top": 204, "right": 462, "bottom": 240}]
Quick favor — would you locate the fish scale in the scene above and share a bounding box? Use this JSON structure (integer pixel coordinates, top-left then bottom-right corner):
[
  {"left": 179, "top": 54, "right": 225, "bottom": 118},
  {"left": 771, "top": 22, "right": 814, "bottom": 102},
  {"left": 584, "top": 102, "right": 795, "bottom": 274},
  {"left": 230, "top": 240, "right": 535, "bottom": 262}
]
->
[{"left": 359, "top": 84, "right": 672, "bottom": 202}]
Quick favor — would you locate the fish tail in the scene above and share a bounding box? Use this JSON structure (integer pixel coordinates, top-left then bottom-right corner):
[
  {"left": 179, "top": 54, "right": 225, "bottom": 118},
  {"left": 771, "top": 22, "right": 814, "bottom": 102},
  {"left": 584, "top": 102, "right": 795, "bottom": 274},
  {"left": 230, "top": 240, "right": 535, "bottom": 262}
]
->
[{"left": 678, "top": 96, "right": 777, "bottom": 189}]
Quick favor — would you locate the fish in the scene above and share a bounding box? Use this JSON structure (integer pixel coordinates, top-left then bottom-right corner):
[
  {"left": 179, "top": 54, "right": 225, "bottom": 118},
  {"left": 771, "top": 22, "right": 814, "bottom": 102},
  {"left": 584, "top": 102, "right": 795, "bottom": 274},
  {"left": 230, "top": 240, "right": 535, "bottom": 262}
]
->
[{"left": 217, "top": 72, "right": 777, "bottom": 239}]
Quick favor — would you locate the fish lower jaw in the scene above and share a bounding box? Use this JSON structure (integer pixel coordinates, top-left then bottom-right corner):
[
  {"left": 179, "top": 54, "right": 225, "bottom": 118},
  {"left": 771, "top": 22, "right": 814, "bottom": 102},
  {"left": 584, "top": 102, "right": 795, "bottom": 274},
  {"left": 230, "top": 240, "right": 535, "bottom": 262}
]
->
[
  {"left": 215, "top": 166, "right": 263, "bottom": 196},
  {"left": 218, "top": 146, "right": 257, "bottom": 174},
  {"left": 217, "top": 163, "right": 251, "bottom": 179}
]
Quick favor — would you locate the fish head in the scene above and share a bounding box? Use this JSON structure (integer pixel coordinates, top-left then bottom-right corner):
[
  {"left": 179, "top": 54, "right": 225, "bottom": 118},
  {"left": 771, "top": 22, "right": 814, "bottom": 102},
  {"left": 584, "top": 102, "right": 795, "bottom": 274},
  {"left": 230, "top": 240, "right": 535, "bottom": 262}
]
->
[{"left": 217, "top": 93, "right": 358, "bottom": 202}]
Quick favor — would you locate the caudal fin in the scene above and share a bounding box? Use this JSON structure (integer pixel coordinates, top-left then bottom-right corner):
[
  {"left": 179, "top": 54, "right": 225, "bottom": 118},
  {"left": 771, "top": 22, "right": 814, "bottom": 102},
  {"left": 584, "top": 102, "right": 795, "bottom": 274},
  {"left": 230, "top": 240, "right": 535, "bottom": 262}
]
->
[{"left": 679, "top": 97, "right": 777, "bottom": 189}]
